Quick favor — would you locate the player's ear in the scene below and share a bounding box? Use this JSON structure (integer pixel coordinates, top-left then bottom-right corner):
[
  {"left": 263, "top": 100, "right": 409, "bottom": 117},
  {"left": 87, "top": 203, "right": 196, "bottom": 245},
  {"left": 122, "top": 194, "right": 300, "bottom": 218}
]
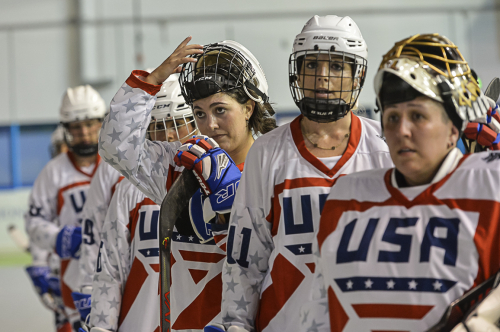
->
[
  {"left": 448, "top": 122, "right": 460, "bottom": 149},
  {"left": 244, "top": 99, "right": 255, "bottom": 120}
]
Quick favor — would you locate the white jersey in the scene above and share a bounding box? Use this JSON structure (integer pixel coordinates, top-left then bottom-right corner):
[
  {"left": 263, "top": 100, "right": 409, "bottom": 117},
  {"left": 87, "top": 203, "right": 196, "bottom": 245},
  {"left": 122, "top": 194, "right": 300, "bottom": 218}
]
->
[
  {"left": 222, "top": 114, "right": 393, "bottom": 332},
  {"left": 25, "top": 152, "right": 100, "bottom": 312},
  {"left": 89, "top": 179, "right": 161, "bottom": 332},
  {"left": 79, "top": 161, "right": 123, "bottom": 288},
  {"left": 310, "top": 149, "right": 500, "bottom": 332},
  {"left": 98, "top": 70, "right": 228, "bottom": 330}
]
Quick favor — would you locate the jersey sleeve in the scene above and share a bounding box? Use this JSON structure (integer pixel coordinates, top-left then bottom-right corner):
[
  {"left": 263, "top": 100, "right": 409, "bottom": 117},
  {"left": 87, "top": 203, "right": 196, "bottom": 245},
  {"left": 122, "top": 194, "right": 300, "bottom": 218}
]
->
[
  {"left": 79, "top": 163, "right": 122, "bottom": 288},
  {"left": 25, "top": 164, "right": 60, "bottom": 251},
  {"left": 98, "top": 70, "right": 181, "bottom": 204},
  {"left": 89, "top": 183, "right": 132, "bottom": 331},
  {"left": 299, "top": 238, "right": 331, "bottom": 332},
  {"left": 221, "top": 143, "right": 275, "bottom": 331}
]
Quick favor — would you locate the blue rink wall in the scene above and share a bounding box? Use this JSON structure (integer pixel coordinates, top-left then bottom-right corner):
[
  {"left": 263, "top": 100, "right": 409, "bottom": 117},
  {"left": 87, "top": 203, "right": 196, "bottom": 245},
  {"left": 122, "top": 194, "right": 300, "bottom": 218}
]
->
[{"left": 0, "top": 124, "right": 57, "bottom": 189}]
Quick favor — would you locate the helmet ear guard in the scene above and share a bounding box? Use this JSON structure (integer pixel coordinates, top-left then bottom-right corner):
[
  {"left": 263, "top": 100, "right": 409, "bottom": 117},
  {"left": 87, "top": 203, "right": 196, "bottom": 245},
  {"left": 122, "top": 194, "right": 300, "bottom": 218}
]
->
[{"left": 434, "top": 75, "right": 465, "bottom": 132}]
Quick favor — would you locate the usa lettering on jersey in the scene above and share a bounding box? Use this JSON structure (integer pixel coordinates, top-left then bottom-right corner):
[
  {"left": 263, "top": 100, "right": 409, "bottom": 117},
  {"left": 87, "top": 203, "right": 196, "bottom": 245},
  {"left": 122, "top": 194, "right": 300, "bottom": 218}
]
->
[{"left": 313, "top": 154, "right": 500, "bottom": 332}]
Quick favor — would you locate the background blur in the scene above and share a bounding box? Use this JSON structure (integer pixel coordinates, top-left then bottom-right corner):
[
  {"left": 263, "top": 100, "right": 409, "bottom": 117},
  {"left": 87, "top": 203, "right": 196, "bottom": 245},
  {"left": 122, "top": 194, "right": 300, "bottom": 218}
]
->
[{"left": 0, "top": 0, "right": 499, "bottom": 330}]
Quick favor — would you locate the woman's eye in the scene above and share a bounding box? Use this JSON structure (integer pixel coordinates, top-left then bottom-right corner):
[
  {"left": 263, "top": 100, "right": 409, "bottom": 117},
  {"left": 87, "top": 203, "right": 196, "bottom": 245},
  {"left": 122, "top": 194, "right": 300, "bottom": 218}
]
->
[
  {"left": 305, "top": 61, "right": 317, "bottom": 70},
  {"left": 412, "top": 112, "right": 424, "bottom": 121},
  {"left": 195, "top": 111, "right": 205, "bottom": 118},
  {"left": 387, "top": 114, "right": 399, "bottom": 123},
  {"left": 216, "top": 107, "right": 226, "bottom": 114},
  {"left": 331, "top": 63, "right": 343, "bottom": 71}
]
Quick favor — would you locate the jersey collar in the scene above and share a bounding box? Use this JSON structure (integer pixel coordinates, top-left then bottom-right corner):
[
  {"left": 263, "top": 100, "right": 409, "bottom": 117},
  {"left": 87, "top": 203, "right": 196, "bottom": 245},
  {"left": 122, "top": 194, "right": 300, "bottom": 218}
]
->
[
  {"left": 67, "top": 152, "right": 101, "bottom": 178},
  {"left": 290, "top": 113, "right": 362, "bottom": 178},
  {"left": 384, "top": 152, "right": 470, "bottom": 206}
]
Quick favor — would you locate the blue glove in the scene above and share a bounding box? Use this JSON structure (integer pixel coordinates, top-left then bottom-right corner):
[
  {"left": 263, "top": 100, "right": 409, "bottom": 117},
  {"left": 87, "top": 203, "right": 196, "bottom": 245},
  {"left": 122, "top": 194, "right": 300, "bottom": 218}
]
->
[
  {"left": 56, "top": 226, "right": 82, "bottom": 259},
  {"left": 47, "top": 275, "right": 62, "bottom": 296},
  {"left": 71, "top": 291, "right": 92, "bottom": 322},
  {"left": 26, "top": 266, "right": 51, "bottom": 295},
  {"left": 26, "top": 266, "right": 62, "bottom": 312},
  {"left": 175, "top": 136, "right": 242, "bottom": 213},
  {"left": 190, "top": 189, "right": 216, "bottom": 243}
]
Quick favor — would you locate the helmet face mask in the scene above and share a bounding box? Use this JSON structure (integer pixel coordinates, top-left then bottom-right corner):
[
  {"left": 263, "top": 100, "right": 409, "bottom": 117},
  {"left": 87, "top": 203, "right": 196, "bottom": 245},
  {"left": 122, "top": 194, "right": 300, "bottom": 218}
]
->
[
  {"left": 289, "top": 50, "right": 366, "bottom": 123},
  {"left": 59, "top": 85, "right": 106, "bottom": 157},
  {"left": 63, "top": 118, "right": 102, "bottom": 157},
  {"left": 147, "top": 116, "right": 197, "bottom": 142},
  {"left": 179, "top": 41, "right": 270, "bottom": 107},
  {"left": 289, "top": 15, "right": 368, "bottom": 123},
  {"left": 375, "top": 33, "right": 483, "bottom": 132},
  {"left": 148, "top": 74, "right": 197, "bottom": 143}
]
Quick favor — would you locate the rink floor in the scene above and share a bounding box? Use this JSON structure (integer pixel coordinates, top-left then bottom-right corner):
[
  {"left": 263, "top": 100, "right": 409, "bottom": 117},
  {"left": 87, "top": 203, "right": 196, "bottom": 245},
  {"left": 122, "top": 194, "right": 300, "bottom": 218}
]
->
[{"left": 0, "top": 266, "right": 54, "bottom": 331}]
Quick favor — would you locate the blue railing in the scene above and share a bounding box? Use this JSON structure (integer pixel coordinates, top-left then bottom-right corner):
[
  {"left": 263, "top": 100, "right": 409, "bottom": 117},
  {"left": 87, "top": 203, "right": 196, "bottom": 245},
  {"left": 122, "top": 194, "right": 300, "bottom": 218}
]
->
[{"left": 0, "top": 110, "right": 380, "bottom": 190}]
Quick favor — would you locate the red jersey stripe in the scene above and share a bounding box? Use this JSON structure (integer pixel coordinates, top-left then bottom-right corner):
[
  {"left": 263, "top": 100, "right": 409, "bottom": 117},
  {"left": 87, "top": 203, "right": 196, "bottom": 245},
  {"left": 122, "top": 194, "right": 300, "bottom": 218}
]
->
[
  {"left": 178, "top": 250, "right": 225, "bottom": 263},
  {"left": 351, "top": 303, "right": 433, "bottom": 319}
]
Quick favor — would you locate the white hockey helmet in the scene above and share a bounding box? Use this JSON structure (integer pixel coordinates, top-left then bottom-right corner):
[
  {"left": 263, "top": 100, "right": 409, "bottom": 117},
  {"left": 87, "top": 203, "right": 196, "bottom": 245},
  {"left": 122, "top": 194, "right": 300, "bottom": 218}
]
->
[
  {"left": 179, "top": 40, "right": 270, "bottom": 107},
  {"left": 289, "top": 15, "right": 368, "bottom": 122},
  {"left": 60, "top": 85, "right": 105, "bottom": 156},
  {"left": 148, "top": 74, "right": 197, "bottom": 142},
  {"left": 59, "top": 85, "right": 106, "bottom": 124},
  {"left": 374, "top": 33, "right": 484, "bottom": 132}
]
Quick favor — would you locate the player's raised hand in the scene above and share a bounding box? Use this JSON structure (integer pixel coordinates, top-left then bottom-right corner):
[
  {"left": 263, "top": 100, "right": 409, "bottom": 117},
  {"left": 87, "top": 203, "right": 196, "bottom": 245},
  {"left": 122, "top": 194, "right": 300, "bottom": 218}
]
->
[{"left": 146, "top": 36, "right": 203, "bottom": 85}]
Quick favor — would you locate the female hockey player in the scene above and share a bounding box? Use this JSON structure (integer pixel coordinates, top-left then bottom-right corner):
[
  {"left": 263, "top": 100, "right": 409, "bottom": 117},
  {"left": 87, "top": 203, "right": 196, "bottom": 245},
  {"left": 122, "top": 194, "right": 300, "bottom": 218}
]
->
[
  {"left": 25, "top": 85, "right": 106, "bottom": 332},
  {"left": 74, "top": 72, "right": 194, "bottom": 325},
  {"left": 84, "top": 76, "right": 197, "bottom": 332},
  {"left": 307, "top": 33, "right": 498, "bottom": 332},
  {"left": 214, "top": 15, "right": 393, "bottom": 332},
  {"left": 25, "top": 125, "right": 72, "bottom": 332},
  {"left": 97, "top": 37, "right": 275, "bottom": 331}
]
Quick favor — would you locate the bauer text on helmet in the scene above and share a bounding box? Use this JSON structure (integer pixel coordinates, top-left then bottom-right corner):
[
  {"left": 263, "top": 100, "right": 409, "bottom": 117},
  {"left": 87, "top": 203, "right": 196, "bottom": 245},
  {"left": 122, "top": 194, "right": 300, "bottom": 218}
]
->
[{"left": 148, "top": 73, "right": 197, "bottom": 143}]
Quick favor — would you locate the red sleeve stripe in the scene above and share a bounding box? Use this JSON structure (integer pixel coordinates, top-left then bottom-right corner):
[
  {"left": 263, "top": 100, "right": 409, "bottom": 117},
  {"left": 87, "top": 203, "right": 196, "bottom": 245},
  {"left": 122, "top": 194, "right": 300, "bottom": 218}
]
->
[{"left": 125, "top": 70, "right": 162, "bottom": 96}]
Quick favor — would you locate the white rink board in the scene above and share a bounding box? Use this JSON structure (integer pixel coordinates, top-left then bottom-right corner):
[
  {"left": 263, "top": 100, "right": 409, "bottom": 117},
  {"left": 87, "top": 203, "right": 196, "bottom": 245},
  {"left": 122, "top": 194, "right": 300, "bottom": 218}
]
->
[{"left": 0, "top": 188, "right": 31, "bottom": 252}]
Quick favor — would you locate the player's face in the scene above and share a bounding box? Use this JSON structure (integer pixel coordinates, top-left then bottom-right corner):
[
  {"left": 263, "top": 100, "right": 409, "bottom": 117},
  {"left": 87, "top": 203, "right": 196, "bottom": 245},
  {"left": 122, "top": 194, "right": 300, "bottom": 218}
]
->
[
  {"left": 192, "top": 92, "right": 253, "bottom": 155},
  {"left": 67, "top": 119, "right": 101, "bottom": 146},
  {"left": 148, "top": 119, "right": 195, "bottom": 144},
  {"left": 382, "top": 96, "right": 459, "bottom": 186},
  {"left": 297, "top": 54, "right": 354, "bottom": 101}
]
